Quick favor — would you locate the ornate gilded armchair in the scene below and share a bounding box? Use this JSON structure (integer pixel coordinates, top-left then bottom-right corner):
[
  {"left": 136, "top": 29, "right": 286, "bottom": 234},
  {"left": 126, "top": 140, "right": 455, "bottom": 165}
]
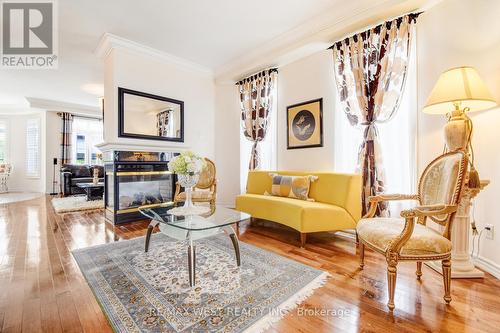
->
[
  {"left": 356, "top": 151, "right": 468, "bottom": 311},
  {"left": 173, "top": 158, "right": 217, "bottom": 207}
]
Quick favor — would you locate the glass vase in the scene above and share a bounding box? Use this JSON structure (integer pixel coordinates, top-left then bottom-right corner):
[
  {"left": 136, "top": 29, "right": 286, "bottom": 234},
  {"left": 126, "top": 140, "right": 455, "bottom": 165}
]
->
[{"left": 177, "top": 173, "right": 199, "bottom": 209}]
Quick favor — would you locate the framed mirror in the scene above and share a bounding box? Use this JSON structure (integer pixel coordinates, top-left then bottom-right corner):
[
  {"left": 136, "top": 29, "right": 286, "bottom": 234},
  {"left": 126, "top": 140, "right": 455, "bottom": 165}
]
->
[{"left": 118, "top": 87, "right": 184, "bottom": 142}]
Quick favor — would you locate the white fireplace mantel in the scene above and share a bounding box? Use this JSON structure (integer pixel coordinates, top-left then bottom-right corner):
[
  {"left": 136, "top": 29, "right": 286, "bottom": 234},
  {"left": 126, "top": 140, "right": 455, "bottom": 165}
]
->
[{"left": 95, "top": 141, "right": 191, "bottom": 154}]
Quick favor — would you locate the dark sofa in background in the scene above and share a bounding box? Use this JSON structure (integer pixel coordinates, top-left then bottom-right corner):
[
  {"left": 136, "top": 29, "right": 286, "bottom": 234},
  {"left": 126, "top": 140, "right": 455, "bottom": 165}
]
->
[{"left": 60, "top": 165, "right": 104, "bottom": 196}]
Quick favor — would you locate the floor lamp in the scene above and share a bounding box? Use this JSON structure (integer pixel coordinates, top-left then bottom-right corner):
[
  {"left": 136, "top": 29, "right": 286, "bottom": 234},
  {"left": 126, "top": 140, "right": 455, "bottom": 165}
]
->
[
  {"left": 50, "top": 158, "right": 58, "bottom": 195},
  {"left": 422, "top": 66, "right": 497, "bottom": 278}
]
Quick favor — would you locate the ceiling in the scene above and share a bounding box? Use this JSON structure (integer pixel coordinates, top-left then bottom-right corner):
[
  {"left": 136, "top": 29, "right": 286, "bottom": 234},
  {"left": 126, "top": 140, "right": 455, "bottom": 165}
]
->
[{"left": 0, "top": 0, "right": 429, "bottom": 109}]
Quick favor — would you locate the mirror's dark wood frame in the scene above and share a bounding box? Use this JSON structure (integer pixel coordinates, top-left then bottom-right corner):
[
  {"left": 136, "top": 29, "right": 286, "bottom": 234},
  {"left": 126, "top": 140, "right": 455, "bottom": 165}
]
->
[{"left": 118, "top": 87, "right": 184, "bottom": 142}]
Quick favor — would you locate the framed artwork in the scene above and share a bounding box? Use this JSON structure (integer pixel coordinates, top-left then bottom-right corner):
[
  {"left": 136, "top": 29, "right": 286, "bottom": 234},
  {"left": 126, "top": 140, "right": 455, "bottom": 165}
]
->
[{"left": 286, "top": 98, "right": 323, "bottom": 149}]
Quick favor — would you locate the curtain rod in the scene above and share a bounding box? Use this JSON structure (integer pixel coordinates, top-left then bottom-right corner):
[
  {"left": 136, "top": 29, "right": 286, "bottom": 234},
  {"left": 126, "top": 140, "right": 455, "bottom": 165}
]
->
[
  {"left": 327, "top": 11, "right": 422, "bottom": 50},
  {"left": 57, "top": 112, "right": 102, "bottom": 120},
  {"left": 235, "top": 68, "right": 278, "bottom": 86}
]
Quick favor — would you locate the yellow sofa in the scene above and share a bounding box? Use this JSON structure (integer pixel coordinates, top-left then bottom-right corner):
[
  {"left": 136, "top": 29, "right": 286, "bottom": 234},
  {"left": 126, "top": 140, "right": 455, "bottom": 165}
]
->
[{"left": 235, "top": 171, "right": 362, "bottom": 246}]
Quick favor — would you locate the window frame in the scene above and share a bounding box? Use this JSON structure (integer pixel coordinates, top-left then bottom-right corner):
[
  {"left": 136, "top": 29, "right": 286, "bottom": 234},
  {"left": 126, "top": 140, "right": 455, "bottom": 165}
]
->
[{"left": 71, "top": 116, "right": 103, "bottom": 166}]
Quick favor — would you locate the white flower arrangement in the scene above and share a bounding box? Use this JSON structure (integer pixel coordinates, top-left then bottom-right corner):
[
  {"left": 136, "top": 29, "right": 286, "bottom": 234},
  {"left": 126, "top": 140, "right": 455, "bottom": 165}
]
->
[{"left": 168, "top": 151, "right": 206, "bottom": 175}]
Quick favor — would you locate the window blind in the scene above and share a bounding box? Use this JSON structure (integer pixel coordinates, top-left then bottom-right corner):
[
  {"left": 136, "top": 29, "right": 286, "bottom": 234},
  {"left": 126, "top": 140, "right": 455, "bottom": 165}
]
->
[
  {"left": 26, "top": 118, "right": 40, "bottom": 177},
  {"left": 0, "top": 120, "right": 7, "bottom": 162}
]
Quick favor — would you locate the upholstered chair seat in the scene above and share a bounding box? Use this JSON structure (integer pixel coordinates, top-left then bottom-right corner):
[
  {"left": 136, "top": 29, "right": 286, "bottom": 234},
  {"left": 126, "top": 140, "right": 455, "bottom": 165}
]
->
[
  {"left": 357, "top": 218, "right": 452, "bottom": 256},
  {"left": 176, "top": 190, "right": 214, "bottom": 201}
]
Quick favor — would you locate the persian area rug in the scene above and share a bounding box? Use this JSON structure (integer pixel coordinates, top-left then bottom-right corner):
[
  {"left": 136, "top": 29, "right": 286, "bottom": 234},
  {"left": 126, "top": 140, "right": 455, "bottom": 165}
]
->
[
  {"left": 51, "top": 195, "right": 103, "bottom": 214},
  {"left": 72, "top": 233, "right": 329, "bottom": 333}
]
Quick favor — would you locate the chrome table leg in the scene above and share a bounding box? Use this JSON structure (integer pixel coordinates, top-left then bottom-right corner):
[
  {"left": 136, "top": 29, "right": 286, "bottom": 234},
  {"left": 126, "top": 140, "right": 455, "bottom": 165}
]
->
[{"left": 186, "top": 231, "right": 196, "bottom": 287}]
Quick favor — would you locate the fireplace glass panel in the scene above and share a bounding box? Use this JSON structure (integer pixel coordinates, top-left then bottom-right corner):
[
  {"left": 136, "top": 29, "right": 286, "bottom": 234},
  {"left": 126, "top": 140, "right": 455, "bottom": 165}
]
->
[
  {"left": 117, "top": 173, "right": 173, "bottom": 210},
  {"left": 105, "top": 164, "right": 114, "bottom": 210},
  {"left": 103, "top": 150, "right": 178, "bottom": 224}
]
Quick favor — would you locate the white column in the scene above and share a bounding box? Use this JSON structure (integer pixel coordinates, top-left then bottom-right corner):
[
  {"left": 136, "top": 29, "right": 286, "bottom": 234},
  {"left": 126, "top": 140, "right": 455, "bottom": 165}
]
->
[{"left": 426, "top": 180, "right": 489, "bottom": 278}]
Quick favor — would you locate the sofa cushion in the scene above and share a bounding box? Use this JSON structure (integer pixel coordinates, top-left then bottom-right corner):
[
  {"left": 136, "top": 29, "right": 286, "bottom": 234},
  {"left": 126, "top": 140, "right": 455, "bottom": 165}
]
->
[
  {"left": 61, "top": 164, "right": 91, "bottom": 177},
  {"left": 236, "top": 194, "right": 356, "bottom": 233},
  {"left": 268, "top": 173, "right": 317, "bottom": 201},
  {"left": 357, "top": 218, "right": 452, "bottom": 256}
]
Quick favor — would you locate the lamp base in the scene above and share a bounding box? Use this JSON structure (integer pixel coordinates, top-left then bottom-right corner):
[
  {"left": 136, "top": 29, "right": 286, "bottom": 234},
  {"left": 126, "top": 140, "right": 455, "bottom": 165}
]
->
[{"left": 444, "top": 109, "right": 471, "bottom": 151}]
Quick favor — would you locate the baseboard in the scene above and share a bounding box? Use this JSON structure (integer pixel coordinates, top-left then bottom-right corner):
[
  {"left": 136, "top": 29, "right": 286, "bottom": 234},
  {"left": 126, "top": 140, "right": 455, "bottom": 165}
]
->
[
  {"left": 335, "top": 230, "right": 356, "bottom": 241},
  {"left": 473, "top": 256, "right": 500, "bottom": 280},
  {"left": 216, "top": 202, "right": 235, "bottom": 209}
]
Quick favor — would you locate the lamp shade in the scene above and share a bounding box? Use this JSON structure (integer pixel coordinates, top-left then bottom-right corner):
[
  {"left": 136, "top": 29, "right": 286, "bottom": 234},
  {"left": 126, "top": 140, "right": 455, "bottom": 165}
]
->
[{"left": 422, "top": 66, "right": 497, "bottom": 114}]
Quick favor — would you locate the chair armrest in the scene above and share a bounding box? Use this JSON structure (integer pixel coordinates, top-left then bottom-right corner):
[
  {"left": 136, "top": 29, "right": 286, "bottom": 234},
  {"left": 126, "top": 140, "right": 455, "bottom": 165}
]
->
[
  {"left": 385, "top": 213, "right": 416, "bottom": 254},
  {"left": 363, "top": 194, "right": 419, "bottom": 218},
  {"left": 401, "top": 204, "right": 458, "bottom": 218},
  {"left": 369, "top": 194, "right": 419, "bottom": 202},
  {"left": 388, "top": 205, "right": 459, "bottom": 251}
]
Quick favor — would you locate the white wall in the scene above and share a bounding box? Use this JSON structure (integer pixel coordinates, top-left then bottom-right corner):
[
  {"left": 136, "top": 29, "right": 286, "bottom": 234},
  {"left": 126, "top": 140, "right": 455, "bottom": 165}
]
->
[
  {"left": 45, "top": 111, "right": 61, "bottom": 193},
  {"left": 102, "top": 48, "right": 215, "bottom": 158},
  {"left": 1, "top": 111, "right": 46, "bottom": 193},
  {"left": 277, "top": 50, "right": 337, "bottom": 171},
  {"left": 214, "top": 83, "right": 241, "bottom": 206},
  {"left": 417, "top": 0, "right": 500, "bottom": 273}
]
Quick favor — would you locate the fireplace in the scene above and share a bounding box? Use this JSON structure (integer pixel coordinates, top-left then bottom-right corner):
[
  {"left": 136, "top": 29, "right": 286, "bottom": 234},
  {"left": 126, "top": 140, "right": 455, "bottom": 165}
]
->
[{"left": 104, "top": 150, "right": 178, "bottom": 224}]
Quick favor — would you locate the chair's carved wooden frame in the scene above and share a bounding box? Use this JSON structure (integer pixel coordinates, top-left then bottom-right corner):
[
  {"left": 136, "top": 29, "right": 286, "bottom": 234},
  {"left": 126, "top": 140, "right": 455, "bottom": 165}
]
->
[{"left": 358, "top": 150, "right": 468, "bottom": 310}]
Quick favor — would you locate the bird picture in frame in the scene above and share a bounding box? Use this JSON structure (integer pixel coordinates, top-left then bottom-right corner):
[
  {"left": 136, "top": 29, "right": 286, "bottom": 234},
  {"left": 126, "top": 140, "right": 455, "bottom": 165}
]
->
[{"left": 286, "top": 98, "right": 323, "bottom": 149}]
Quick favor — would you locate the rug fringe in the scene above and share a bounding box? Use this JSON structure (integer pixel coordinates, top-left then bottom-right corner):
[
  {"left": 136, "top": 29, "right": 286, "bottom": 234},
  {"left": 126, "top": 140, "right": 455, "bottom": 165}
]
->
[{"left": 244, "top": 271, "right": 330, "bottom": 333}]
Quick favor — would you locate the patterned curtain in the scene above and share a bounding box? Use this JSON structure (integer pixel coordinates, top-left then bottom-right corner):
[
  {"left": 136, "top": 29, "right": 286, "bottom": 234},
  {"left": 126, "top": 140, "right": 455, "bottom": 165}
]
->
[
  {"left": 238, "top": 69, "right": 277, "bottom": 170},
  {"left": 59, "top": 112, "right": 73, "bottom": 165},
  {"left": 332, "top": 13, "right": 419, "bottom": 216},
  {"left": 157, "top": 110, "right": 170, "bottom": 137}
]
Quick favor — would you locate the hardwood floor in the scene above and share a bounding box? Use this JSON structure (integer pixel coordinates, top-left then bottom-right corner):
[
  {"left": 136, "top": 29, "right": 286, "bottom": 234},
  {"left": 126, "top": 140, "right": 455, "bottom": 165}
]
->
[{"left": 1, "top": 195, "right": 500, "bottom": 332}]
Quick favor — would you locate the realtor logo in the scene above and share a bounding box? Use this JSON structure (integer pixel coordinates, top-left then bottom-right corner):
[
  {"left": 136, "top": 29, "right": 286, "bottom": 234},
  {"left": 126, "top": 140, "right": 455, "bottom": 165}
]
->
[{"left": 1, "top": 0, "right": 58, "bottom": 68}]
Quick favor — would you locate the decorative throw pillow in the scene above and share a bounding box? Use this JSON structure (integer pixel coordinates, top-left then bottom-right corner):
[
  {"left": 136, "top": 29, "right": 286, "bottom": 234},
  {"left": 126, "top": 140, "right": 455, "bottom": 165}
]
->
[{"left": 265, "top": 173, "right": 318, "bottom": 201}]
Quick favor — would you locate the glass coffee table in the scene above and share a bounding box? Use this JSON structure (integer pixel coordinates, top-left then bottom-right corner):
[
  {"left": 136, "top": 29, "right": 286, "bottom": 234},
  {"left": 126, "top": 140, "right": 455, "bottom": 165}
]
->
[
  {"left": 138, "top": 204, "right": 251, "bottom": 287},
  {"left": 76, "top": 182, "right": 104, "bottom": 201}
]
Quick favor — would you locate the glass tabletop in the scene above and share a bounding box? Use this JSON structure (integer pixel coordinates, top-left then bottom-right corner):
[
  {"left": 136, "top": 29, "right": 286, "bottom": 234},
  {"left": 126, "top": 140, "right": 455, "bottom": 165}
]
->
[
  {"left": 76, "top": 182, "right": 104, "bottom": 188},
  {"left": 138, "top": 203, "right": 251, "bottom": 231}
]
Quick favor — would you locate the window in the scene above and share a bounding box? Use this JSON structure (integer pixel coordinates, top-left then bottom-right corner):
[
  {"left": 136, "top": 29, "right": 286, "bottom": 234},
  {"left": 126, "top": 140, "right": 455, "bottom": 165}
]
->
[
  {"left": 334, "top": 31, "right": 417, "bottom": 214},
  {"left": 26, "top": 118, "right": 40, "bottom": 177},
  {"left": 72, "top": 117, "right": 103, "bottom": 165},
  {"left": 0, "top": 120, "right": 7, "bottom": 162},
  {"left": 76, "top": 134, "right": 86, "bottom": 163}
]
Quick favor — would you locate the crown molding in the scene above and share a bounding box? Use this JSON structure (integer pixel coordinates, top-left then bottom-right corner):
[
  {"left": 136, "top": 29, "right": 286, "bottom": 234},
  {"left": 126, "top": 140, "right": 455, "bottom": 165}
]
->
[
  {"left": 215, "top": 0, "right": 441, "bottom": 83},
  {"left": 95, "top": 33, "right": 213, "bottom": 76},
  {"left": 26, "top": 97, "right": 101, "bottom": 116}
]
